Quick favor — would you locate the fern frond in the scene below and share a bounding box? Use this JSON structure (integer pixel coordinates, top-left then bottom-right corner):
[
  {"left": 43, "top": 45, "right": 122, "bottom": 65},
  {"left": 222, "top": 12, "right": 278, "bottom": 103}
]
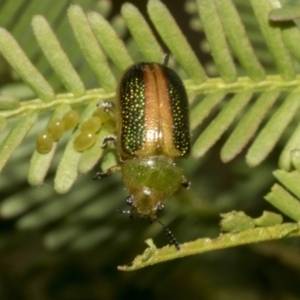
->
[
  {"left": 120, "top": 222, "right": 300, "bottom": 271},
  {"left": 1, "top": 0, "right": 299, "bottom": 178},
  {"left": 2, "top": 0, "right": 300, "bottom": 269}
]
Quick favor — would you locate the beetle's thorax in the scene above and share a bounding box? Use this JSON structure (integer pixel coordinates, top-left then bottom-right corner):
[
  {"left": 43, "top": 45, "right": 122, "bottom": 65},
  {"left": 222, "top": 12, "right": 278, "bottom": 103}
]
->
[{"left": 121, "top": 155, "right": 184, "bottom": 219}]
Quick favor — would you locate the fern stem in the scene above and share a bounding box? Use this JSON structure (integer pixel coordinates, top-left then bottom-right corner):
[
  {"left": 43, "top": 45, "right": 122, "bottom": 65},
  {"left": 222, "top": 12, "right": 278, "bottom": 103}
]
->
[
  {"left": 187, "top": 75, "right": 300, "bottom": 94},
  {"left": 2, "top": 74, "right": 300, "bottom": 120},
  {"left": 0, "top": 90, "right": 114, "bottom": 119},
  {"left": 119, "top": 222, "right": 300, "bottom": 271}
]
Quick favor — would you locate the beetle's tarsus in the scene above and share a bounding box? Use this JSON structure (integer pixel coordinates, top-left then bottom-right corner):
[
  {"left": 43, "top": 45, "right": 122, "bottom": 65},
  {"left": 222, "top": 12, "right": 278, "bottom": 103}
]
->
[
  {"left": 97, "top": 100, "right": 115, "bottom": 108},
  {"left": 162, "top": 53, "right": 170, "bottom": 66},
  {"left": 181, "top": 179, "right": 190, "bottom": 189},
  {"left": 93, "top": 172, "right": 108, "bottom": 180},
  {"left": 101, "top": 136, "right": 116, "bottom": 148}
]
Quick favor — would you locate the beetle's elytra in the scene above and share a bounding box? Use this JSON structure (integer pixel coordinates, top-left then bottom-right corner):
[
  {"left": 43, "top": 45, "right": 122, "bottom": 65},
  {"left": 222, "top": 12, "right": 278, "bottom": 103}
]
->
[
  {"left": 95, "top": 58, "right": 191, "bottom": 248},
  {"left": 116, "top": 62, "right": 190, "bottom": 160}
]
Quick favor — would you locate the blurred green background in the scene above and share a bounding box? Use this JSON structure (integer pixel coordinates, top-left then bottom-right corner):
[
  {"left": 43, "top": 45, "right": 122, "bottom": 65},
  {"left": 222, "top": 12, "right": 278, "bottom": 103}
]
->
[{"left": 1, "top": 0, "right": 300, "bottom": 299}]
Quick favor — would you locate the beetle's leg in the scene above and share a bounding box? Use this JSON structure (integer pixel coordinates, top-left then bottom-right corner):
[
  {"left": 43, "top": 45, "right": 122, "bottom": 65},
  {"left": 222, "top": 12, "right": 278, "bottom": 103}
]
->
[
  {"left": 125, "top": 196, "right": 133, "bottom": 206},
  {"left": 93, "top": 164, "right": 121, "bottom": 180},
  {"left": 162, "top": 53, "right": 170, "bottom": 66},
  {"left": 96, "top": 100, "right": 115, "bottom": 109},
  {"left": 101, "top": 136, "right": 117, "bottom": 149},
  {"left": 181, "top": 176, "right": 190, "bottom": 189},
  {"left": 96, "top": 136, "right": 122, "bottom": 178},
  {"left": 96, "top": 101, "right": 116, "bottom": 121}
]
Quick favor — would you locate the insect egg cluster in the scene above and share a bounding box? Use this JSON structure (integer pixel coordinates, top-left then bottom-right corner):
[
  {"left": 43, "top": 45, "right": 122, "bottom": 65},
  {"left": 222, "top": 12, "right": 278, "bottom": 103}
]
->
[
  {"left": 73, "top": 106, "right": 116, "bottom": 152},
  {"left": 73, "top": 116, "right": 101, "bottom": 152},
  {"left": 36, "top": 109, "right": 79, "bottom": 154}
]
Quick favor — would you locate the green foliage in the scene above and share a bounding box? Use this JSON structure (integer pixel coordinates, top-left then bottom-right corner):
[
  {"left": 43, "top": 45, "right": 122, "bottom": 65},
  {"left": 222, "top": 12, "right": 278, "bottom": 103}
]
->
[{"left": 1, "top": 0, "right": 300, "bottom": 277}]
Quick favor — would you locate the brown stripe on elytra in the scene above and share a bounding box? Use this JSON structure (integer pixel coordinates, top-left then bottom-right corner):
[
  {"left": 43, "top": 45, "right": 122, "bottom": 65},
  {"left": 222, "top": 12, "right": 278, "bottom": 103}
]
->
[
  {"left": 134, "top": 63, "right": 180, "bottom": 157},
  {"left": 154, "top": 64, "right": 181, "bottom": 157},
  {"left": 134, "top": 63, "right": 159, "bottom": 156}
]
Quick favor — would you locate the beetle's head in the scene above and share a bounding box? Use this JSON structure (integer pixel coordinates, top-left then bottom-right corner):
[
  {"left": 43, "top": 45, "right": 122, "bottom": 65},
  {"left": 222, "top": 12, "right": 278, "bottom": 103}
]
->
[
  {"left": 121, "top": 187, "right": 165, "bottom": 221},
  {"left": 118, "top": 187, "right": 181, "bottom": 251}
]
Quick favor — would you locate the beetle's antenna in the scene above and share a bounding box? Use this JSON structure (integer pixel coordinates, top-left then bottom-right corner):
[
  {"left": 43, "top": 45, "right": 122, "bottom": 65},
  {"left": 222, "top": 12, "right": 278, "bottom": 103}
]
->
[
  {"left": 156, "top": 219, "right": 181, "bottom": 252},
  {"left": 117, "top": 209, "right": 133, "bottom": 219}
]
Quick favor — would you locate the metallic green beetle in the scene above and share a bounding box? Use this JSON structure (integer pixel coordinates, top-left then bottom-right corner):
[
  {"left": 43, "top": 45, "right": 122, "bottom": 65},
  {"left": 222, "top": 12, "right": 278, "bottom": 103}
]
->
[{"left": 95, "top": 57, "right": 190, "bottom": 248}]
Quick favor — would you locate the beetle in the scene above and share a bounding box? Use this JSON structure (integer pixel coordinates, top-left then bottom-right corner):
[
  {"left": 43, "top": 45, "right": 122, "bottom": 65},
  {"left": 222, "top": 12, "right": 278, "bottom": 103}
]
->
[{"left": 94, "top": 55, "right": 190, "bottom": 250}]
